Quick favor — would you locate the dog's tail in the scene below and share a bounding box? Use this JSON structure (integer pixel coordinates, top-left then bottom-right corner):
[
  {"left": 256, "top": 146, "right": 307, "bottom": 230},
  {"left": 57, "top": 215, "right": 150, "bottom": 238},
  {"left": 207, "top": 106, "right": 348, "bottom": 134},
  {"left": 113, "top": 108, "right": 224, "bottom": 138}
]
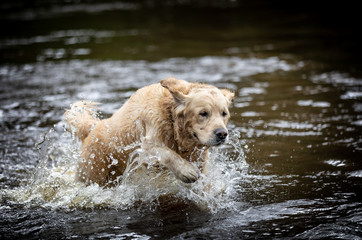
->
[{"left": 64, "top": 101, "right": 100, "bottom": 141}]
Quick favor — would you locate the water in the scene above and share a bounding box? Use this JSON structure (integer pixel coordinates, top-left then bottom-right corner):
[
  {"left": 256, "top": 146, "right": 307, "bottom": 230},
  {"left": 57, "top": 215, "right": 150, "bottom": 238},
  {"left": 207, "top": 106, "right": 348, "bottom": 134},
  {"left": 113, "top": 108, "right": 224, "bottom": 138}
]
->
[{"left": 1, "top": 1, "right": 362, "bottom": 239}]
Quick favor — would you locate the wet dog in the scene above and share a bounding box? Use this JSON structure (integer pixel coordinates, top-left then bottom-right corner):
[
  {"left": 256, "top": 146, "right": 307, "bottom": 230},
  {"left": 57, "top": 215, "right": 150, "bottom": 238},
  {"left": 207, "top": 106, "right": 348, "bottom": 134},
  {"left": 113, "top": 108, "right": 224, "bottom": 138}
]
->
[{"left": 65, "top": 77, "right": 234, "bottom": 186}]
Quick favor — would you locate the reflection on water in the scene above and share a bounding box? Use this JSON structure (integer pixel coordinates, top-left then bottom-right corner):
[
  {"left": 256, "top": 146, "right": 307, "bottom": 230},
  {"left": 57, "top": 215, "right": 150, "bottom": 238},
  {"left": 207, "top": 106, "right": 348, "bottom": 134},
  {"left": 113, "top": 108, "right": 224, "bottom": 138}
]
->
[{"left": 1, "top": 1, "right": 362, "bottom": 239}]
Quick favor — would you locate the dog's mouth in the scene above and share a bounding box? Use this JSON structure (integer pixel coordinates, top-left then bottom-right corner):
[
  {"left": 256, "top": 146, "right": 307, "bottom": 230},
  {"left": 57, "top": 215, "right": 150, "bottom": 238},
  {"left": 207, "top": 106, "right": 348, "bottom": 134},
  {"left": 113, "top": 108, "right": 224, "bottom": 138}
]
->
[
  {"left": 193, "top": 132, "right": 200, "bottom": 141},
  {"left": 215, "top": 138, "right": 226, "bottom": 146},
  {"left": 193, "top": 132, "right": 226, "bottom": 146},
  {"left": 209, "top": 137, "right": 226, "bottom": 146}
]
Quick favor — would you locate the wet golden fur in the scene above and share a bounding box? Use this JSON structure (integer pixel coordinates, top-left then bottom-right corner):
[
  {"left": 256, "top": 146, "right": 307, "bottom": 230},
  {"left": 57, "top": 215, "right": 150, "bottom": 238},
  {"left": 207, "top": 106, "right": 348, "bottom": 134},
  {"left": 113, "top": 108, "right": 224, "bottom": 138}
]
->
[{"left": 64, "top": 77, "right": 234, "bottom": 186}]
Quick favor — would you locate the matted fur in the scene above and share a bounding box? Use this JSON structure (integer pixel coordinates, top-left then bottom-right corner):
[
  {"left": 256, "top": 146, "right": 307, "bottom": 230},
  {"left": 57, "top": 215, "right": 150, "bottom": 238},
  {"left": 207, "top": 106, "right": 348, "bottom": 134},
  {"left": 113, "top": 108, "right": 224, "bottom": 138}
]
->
[{"left": 65, "top": 77, "right": 234, "bottom": 186}]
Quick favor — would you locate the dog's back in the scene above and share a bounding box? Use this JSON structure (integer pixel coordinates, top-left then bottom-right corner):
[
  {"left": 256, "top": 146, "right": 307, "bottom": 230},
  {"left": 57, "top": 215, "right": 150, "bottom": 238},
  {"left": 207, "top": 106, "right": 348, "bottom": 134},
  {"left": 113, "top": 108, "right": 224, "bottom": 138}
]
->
[{"left": 64, "top": 84, "right": 174, "bottom": 186}]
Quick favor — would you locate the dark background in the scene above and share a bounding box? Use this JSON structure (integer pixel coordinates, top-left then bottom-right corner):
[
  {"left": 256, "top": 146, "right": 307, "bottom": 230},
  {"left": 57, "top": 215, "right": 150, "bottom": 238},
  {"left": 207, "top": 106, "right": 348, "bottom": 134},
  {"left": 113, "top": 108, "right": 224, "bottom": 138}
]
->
[{"left": 1, "top": 0, "right": 361, "bottom": 75}]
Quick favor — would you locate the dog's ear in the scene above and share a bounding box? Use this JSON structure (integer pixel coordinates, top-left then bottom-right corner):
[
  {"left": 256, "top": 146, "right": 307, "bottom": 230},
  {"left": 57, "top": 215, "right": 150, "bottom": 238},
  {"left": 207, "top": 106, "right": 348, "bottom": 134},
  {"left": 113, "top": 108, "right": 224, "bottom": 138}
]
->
[
  {"left": 221, "top": 89, "right": 235, "bottom": 104},
  {"left": 161, "top": 77, "right": 190, "bottom": 105}
]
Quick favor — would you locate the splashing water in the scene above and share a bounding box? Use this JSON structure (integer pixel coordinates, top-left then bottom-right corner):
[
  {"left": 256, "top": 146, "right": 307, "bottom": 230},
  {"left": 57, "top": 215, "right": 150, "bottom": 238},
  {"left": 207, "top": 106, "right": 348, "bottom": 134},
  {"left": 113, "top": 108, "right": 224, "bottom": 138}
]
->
[{"left": 3, "top": 125, "right": 248, "bottom": 213}]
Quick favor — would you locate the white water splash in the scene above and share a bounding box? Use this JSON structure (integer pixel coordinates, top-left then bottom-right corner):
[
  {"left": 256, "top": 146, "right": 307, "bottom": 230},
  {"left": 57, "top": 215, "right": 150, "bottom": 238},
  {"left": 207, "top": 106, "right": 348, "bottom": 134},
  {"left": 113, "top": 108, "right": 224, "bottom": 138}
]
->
[{"left": 3, "top": 126, "right": 248, "bottom": 212}]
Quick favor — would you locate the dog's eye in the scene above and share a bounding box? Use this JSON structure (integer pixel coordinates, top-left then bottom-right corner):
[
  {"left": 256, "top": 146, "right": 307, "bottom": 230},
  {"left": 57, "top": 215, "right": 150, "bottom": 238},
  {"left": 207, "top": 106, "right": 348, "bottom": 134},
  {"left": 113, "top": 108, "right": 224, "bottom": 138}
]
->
[
  {"left": 222, "top": 111, "right": 227, "bottom": 117},
  {"left": 200, "top": 111, "right": 208, "bottom": 117}
]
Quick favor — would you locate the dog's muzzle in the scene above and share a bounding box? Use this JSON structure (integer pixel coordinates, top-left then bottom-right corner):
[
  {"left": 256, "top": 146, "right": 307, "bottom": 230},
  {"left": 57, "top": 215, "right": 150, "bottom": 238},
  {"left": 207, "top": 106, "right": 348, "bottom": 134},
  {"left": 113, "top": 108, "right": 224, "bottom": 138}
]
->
[{"left": 214, "top": 128, "right": 228, "bottom": 145}]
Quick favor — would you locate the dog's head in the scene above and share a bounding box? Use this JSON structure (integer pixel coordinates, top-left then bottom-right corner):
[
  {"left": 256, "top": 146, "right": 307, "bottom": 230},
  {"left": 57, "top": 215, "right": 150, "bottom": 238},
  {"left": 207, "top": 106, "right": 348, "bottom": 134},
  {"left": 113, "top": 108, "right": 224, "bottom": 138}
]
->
[{"left": 161, "top": 77, "right": 234, "bottom": 147}]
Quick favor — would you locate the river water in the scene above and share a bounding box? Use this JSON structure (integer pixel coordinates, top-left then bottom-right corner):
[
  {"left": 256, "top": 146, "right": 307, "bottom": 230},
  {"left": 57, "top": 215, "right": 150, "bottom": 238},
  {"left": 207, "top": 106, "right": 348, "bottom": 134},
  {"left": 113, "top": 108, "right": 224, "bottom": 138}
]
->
[{"left": 1, "top": 1, "right": 362, "bottom": 239}]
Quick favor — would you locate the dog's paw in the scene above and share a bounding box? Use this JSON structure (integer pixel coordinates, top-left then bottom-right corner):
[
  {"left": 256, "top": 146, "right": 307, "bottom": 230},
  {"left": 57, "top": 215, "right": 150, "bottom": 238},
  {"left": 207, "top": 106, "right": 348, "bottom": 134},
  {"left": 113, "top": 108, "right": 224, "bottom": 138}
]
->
[{"left": 175, "top": 162, "right": 200, "bottom": 183}]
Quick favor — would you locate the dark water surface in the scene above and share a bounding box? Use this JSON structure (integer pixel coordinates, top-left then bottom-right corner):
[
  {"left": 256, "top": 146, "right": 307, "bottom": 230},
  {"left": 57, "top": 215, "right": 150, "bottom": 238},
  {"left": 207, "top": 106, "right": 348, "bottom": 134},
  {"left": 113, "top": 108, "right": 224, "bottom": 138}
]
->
[{"left": 1, "top": 1, "right": 362, "bottom": 239}]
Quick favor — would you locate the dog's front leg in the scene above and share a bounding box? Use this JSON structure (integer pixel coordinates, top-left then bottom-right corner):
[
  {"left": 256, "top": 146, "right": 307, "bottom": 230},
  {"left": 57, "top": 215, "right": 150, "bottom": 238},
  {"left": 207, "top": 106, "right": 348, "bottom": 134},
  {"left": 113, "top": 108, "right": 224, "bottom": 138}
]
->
[
  {"left": 142, "top": 141, "right": 200, "bottom": 183},
  {"left": 159, "top": 148, "right": 200, "bottom": 183}
]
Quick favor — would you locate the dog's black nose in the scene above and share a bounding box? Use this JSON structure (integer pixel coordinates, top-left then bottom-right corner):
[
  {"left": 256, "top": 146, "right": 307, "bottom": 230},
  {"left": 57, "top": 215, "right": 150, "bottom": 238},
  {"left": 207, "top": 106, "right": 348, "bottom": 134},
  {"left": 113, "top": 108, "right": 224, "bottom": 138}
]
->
[{"left": 214, "top": 128, "right": 228, "bottom": 141}]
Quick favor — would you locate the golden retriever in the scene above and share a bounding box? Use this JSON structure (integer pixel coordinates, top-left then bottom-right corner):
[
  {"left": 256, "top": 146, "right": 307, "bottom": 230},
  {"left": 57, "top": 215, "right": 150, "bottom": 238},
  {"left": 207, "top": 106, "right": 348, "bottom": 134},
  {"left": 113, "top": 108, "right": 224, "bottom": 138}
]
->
[{"left": 64, "top": 77, "right": 234, "bottom": 186}]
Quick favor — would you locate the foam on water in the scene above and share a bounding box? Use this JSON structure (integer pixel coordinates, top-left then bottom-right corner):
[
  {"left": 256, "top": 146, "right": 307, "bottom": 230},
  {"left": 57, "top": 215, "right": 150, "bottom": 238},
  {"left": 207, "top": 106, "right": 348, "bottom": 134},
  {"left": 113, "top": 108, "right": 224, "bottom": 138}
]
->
[{"left": 2, "top": 126, "right": 248, "bottom": 213}]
